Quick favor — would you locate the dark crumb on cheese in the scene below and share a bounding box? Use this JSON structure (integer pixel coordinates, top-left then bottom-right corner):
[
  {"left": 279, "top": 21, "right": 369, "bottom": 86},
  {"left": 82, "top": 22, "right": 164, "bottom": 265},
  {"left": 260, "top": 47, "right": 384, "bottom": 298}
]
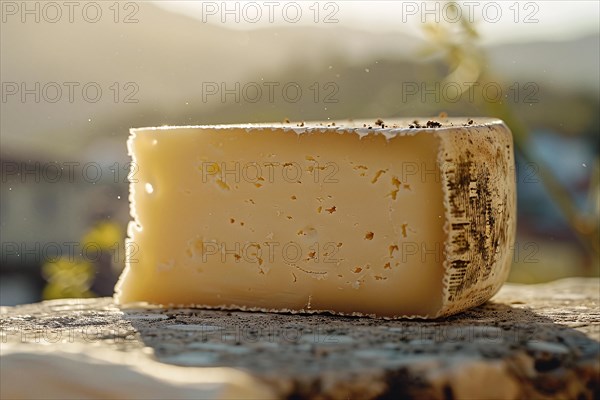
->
[
  {"left": 375, "top": 118, "right": 384, "bottom": 127},
  {"left": 426, "top": 120, "right": 442, "bottom": 128},
  {"left": 468, "top": 119, "right": 474, "bottom": 125},
  {"left": 296, "top": 121, "right": 305, "bottom": 127}
]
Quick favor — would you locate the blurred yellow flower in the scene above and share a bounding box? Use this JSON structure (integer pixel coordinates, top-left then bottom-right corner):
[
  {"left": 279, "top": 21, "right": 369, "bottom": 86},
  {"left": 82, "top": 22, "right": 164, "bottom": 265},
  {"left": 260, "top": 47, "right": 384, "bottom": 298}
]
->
[
  {"left": 82, "top": 221, "right": 123, "bottom": 250},
  {"left": 41, "top": 258, "right": 96, "bottom": 300}
]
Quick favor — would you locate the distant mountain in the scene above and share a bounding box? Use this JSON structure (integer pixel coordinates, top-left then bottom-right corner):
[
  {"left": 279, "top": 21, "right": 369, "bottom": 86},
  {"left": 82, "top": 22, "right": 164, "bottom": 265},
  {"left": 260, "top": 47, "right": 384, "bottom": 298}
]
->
[
  {"left": 488, "top": 35, "right": 600, "bottom": 94},
  {"left": 0, "top": 2, "right": 422, "bottom": 161},
  {"left": 1, "top": 2, "right": 598, "bottom": 162}
]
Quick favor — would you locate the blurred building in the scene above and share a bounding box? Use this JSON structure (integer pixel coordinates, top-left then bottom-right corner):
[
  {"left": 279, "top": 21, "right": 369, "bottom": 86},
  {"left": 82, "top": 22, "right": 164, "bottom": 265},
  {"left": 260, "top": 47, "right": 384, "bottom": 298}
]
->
[{"left": 0, "top": 155, "right": 128, "bottom": 305}]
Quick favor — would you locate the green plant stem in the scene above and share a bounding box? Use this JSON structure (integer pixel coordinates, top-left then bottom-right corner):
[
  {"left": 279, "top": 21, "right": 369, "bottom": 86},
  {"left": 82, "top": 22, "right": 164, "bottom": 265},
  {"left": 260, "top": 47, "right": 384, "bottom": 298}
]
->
[{"left": 480, "top": 72, "right": 598, "bottom": 260}]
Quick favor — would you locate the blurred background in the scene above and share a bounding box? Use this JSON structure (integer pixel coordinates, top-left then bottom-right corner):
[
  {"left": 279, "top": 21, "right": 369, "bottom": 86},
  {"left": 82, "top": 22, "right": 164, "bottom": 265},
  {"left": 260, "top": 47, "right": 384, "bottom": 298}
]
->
[{"left": 1, "top": 1, "right": 598, "bottom": 305}]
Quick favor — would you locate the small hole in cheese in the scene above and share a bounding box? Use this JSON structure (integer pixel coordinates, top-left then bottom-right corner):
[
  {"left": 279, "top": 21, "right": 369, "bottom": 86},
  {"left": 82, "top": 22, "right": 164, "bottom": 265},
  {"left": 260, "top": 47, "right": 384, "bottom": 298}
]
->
[
  {"left": 371, "top": 169, "right": 386, "bottom": 184},
  {"left": 216, "top": 179, "right": 230, "bottom": 190}
]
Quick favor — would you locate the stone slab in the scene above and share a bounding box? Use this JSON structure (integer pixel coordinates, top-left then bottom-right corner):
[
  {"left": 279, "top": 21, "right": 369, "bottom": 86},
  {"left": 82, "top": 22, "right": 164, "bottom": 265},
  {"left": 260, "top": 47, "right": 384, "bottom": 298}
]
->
[{"left": 1, "top": 278, "right": 599, "bottom": 399}]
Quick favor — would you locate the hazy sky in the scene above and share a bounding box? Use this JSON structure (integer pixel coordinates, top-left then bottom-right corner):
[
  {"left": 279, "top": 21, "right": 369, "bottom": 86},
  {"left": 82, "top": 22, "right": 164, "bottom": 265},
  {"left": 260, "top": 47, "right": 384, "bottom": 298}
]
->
[{"left": 155, "top": 1, "right": 599, "bottom": 44}]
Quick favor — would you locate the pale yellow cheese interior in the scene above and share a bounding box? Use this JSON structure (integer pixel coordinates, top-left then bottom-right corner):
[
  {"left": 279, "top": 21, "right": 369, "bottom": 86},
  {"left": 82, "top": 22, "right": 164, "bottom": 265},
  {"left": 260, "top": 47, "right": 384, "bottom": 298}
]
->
[{"left": 116, "top": 126, "right": 447, "bottom": 317}]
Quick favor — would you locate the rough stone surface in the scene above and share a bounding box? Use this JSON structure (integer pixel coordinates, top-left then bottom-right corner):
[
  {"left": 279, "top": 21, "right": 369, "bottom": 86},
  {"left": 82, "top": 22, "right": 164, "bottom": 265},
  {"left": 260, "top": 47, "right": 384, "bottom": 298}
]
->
[{"left": 1, "top": 278, "right": 599, "bottom": 399}]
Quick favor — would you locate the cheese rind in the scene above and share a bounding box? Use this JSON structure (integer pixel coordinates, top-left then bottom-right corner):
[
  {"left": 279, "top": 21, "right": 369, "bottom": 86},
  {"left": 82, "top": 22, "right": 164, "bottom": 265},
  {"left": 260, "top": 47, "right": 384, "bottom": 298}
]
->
[{"left": 115, "top": 118, "right": 516, "bottom": 318}]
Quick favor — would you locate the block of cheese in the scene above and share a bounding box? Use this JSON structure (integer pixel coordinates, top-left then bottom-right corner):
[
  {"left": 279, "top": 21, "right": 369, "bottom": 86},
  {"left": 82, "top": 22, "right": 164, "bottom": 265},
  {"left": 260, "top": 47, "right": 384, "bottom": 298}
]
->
[{"left": 114, "top": 118, "right": 516, "bottom": 318}]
